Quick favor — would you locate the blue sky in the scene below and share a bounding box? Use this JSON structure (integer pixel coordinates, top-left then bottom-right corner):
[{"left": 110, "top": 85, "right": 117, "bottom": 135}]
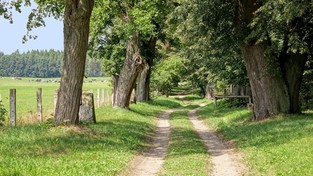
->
[{"left": 0, "top": 4, "right": 63, "bottom": 54}]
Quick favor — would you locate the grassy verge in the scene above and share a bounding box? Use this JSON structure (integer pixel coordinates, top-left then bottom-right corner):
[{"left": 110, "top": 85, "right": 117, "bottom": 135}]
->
[
  {"left": 197, "top": 102, "right": 313, "bottom": 175},
  {"left": 0, "top": 97, "right": 181, "bottom": 176},
  {"left": 160, "top": 105, "right": 210, "bottom": 176}
]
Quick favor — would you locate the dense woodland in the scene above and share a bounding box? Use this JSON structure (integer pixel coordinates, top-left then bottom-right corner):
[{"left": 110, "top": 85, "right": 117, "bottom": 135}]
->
[{"left": 0, "top": 50, "right": 103, "bottom": 78}]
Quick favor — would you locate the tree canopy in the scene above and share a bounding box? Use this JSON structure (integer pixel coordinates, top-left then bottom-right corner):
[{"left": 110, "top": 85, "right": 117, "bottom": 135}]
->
[{"left": 1, "top": 0, "right": 313, "bottom": 122}]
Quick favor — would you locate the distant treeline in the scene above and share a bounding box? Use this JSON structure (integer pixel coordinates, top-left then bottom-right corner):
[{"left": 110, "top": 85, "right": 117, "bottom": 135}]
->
[{"left": 0, "top": 50, "right": 103, "bottom": 78}]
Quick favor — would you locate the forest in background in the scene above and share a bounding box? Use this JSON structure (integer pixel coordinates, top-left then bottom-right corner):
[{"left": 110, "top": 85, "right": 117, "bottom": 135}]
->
[{"left": 0, "top": 50, "right": 103, "bottom": 78}]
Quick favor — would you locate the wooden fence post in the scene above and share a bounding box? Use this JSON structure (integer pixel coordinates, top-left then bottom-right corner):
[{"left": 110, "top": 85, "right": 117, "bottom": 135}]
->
[
  {"left": 106, "top": 90, "right": 111, "bottom": 105},
  {"left": 101, "top": 89, "right": 105, "bottom": 106},
  {"left": 54, "top": 90, "right": 59, "bottom": 115},
  {"left": 37, "top": 88, "right": 43, "bottom": 122},
  {"left": 97, "top": 88, "right": 100, "bottom": 108},
  {"left": 10, "top": 89, "right": 16, "bottom": 127}
]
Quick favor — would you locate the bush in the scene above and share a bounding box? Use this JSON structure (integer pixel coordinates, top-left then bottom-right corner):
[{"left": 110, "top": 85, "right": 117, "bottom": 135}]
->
[
  {"left": 151, "top": 54, "right": 186, "bottom": 96},
  {"left": 0, "top": 101, "right": 7, "bottom": 126},
  {"left": 218, "top": 98, "right": 248, "bottom": 108}
]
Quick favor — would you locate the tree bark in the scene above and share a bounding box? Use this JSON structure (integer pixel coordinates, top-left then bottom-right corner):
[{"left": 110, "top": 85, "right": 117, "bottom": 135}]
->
[
  {"left": 281, "top": 52, "right": 307, "bottom": 113},
  {"left": 199, "top": 85, "right": 205, "bottom": 98},
  {"left": 242, "top": 44, "right": 307, "bottom": 120},
  {"left": 205, "top": 83, "right": 214, "bottom": 99},
  {"left": 241, "top": 44, "right": 291, "bottom": 121},
  {"left": 114, "top": 33, "right": 144, "bottom": 108},
  {"left": 136, "top": 37, "right": 157, "bottom": 101},
  {"left": 237, "top": 0, "right": 307, "bottom": 121},
  {"left": 136, "top": 60, "right": 150, "bottom": 101},
  {"left": 54, "top": 0, "right": 94, "bottom": 126}
]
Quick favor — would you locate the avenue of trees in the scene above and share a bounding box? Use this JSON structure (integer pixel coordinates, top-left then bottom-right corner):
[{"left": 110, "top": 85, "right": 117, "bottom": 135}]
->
[
  {"left": 0, "top": 50, "right": 103, "bottom": 78},
  {"left": 167, "top": 0, "right": 313, "bottom": 120},
  {"left": 1, "top": 0, "right": 312, "bottom": 125}
]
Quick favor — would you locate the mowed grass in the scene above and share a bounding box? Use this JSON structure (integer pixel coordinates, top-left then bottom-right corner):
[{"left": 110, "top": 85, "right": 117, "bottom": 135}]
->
[
  {"left": 197, "top": 102, "right": 313, "bottom": 176},
  {"left": 0, "top": 77, "right": 111, "bottom": 122},
  {"left": 0, "top": 96, "right": 182, "bottom": 175},
  {"left": 160, "top": 104, "right": 210, "bottom": 176}
]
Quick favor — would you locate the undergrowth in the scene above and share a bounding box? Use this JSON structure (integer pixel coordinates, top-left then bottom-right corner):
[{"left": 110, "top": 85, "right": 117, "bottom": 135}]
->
[{"left": 0, "top": 101, "right": 6, "bottom": 126}]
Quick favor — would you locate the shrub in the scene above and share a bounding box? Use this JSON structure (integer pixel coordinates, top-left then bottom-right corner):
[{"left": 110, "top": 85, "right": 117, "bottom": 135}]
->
[{"left": 0, "top": 101, "right": 7, "bottom": 126}]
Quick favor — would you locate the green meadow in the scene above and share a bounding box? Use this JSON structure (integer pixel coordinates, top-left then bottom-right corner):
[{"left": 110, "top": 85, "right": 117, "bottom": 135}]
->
[
  {"left": 0, "top": 97, "right": 182, "bottom": 176},
  {"left": 0, "top": 77, "right": 111, "bottom": 123}
]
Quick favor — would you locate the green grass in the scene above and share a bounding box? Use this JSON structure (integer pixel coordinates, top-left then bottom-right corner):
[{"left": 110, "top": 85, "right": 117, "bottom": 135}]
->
[
  {"left": 160, "top": 104, "right": 210, "bottom": 176},
  {"left": 197, "top": 103, "right": 313, "bottom": 176},
  {"left": 0, "top": 96, "right": 182, "bottom": 175},
  {"left": 0, "top": 77, "right": 111, "bottom": 121}
]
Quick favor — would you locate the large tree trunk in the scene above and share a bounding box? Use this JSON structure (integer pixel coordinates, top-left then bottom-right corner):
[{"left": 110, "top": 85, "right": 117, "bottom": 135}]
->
[
  {"left": 114, "top": 33, "right": 144, "bottom": 108},
  {"left": 237, "top": 0, "right": 307, "bottom": 121},
  {"left": 136, "top": 37, "right": 157, "bottom": 101},
  {"left": 241, "top": 44, "right": 307, "bottom": 121},
  {"left": 54, "top": 0, "right": 94, "bottom": 126},
  {"left": 136, "top": 60, "right": 150, "bottom": 101},
  {"left": 241, "top": 44, "right": 291, "bottom": 121},
  {"left": 281, "top": 52, "right": 307, "bottom": 113},
  {"left": 205, "top": 83, "right": 214, "bottom": 99}
]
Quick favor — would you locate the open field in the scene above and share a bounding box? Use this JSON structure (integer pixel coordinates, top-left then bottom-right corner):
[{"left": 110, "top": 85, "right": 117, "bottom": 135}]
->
[{"left": 0, "top": 77, "right": 111, "bottom": 122}]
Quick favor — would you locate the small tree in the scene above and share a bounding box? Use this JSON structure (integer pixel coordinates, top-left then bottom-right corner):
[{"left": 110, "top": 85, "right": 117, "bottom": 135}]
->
[{"left": 151, "top": 54, "right": 186, "bottom": 97}]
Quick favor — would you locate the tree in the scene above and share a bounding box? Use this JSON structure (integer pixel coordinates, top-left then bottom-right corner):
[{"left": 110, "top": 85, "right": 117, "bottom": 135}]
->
[
  {"left": 236, "top": 0, "right": 311, "bottom": 120},
  {"left": 151, "top": 54, "right": 186, "bottom": 97},
  {"left": 134, "top": 1, "right": 172, "bottom": 102},
  {"left": 300, "top": 56, "right": 313, "bottom": 109},
  {"left": 169, "top": 0, "right": 313, "bottom": 120},
  {"left": 54, "top": 0, "right": 94, "bottom": 125},
  {"left": 1, "top": 0, "right": 95, "bottom": 125},
  {"left": 90, "top": 0, "right": 172, "bottom": 108},
  {"left": 0, "top": 0, "right": 31, "bottom": 23},
  {"left": 135, "top": 36, "right": 157, "bottom": 102},
  {"left": 166, "top": 0, "right": 248, "bottom": 98},
  {"left": 89, "top": 0, "right": 125, "bottom": 105},
  {"left": 90, "top": 1, "right": 144, "bottom": 108},
  {"left": 0, "top": 50, "right": 63, "bottom": 77}
]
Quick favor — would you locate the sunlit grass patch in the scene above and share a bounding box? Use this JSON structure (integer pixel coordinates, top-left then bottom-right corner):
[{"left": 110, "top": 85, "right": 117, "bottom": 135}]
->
[
  {"left": 0, "top": 97, "right": 181, "bottom": 175},
  {"left": 197, "top": 103, "right": 313, "bottom": 175},
  {"left": 160, "top": 105, "right": 210, "bottom": 176}
]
